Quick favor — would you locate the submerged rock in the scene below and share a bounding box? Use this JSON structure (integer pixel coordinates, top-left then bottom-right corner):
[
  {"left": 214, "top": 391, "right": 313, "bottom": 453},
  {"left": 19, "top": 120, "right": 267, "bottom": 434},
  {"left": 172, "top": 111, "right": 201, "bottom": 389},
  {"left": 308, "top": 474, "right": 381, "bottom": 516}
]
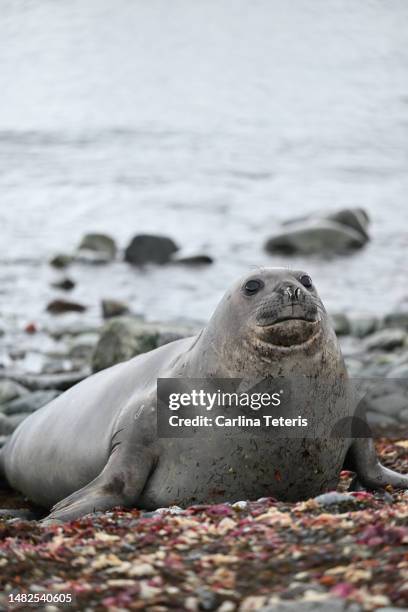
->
[{"left": 124, "top": 234, "right": 179, "bottom": 265}]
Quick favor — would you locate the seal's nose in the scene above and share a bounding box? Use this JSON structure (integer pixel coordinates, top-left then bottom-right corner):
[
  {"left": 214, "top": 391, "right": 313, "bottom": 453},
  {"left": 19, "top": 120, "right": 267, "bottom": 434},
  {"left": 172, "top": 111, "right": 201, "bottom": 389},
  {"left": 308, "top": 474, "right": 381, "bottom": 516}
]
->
[{"left": 283, "top": 285, "right": 301, "bottom": 303}]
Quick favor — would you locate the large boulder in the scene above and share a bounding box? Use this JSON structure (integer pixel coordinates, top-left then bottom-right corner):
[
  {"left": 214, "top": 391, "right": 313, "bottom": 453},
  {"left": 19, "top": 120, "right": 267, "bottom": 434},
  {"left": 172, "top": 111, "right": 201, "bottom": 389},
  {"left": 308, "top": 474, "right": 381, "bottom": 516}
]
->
[
  {"left": 91, "top": 317, "right": 196, "bottom": 372},
  {"left": 265, "top": 207, "right": 370, "bottom": 255},
  {"left": 124, "top": 234, "right": 179, "bottom": 265}
]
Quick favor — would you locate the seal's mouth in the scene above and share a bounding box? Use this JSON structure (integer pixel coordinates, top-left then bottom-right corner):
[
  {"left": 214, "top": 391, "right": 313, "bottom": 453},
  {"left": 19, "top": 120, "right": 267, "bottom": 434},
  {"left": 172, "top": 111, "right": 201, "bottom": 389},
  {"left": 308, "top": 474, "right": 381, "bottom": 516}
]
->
[{"left": 255, "top": 317, "right": 322, "bottom": 348}]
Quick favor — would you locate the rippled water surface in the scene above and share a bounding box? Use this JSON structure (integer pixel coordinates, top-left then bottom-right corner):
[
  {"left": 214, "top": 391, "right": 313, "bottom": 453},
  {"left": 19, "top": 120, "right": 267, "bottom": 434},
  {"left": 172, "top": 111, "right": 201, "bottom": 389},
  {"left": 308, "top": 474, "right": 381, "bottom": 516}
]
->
[{"left": 1, "top": 0, "right": 408, "bottom": 334}]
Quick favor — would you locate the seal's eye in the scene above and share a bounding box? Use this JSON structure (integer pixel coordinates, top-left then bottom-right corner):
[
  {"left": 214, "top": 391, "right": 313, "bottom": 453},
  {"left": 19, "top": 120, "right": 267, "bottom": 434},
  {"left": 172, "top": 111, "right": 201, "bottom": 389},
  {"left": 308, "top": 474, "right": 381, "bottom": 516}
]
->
[
  {"left": 243, "top": 279, "right": 264, "bottom": 295},
  {"left": 299, "top": 274, "right": 313, "bottom": 289}
]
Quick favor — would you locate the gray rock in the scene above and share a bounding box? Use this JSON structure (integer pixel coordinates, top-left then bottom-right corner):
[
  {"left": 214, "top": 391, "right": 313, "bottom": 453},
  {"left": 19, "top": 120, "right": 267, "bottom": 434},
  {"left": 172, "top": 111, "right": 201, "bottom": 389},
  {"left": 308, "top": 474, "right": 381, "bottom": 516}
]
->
[
  {"left": 77, "top": 233, "right": 117, "bottom": 260},
  {"left": 75, "top": 249, "right": 112, "bottom": 265},
  {"left": 327, "top": 208, "right": 369, "bottom": 239},
  {"left": 349, "top": 315, "right": 378, "bottom": 338},
  {"left": 51, "top": 277, "right": 75, "bottom": 291},
  {"left": 0, "top": 413, "right": 26, "bottom": 435},
  {"left": 0, "top": 508, "right": 38, "bottom": 521},
  {"left": 92, "top": 317, "right": 195, "bottom": 372},
  {"left": 46, "top": 299, "right": 87, "bottom": 314},
  {"left": 68, "top": 333, "right": 99, "bottom": 360},
  {"left": 260, "top": 599, "right": 362, "bottom": 612},
  {"left": 2, "top": 390, "right": 60, "bottom": 415},
  {"left": 124, "top": 234, "right": 179, "bottom": 265},
  {"left": 330, "top": 313, "right": 351, "bottom": 336},
  {"left": 101, "top": 299, "right": 130, "bottom": 319},
  {"left": 366, "top": 393, "right": 407, "bottom": 418},
  {"left": 386, "top": 357, "right": 408, "bottom": 379},
  {"left": 364, "top": 329, "right": 407, "bottom": 351},
  {"left": 172, "top": 254, "right": 213, "bottom": 266},
  {"left": 49, "top": 253, "right": 73, "bottom": 269},
  {"left": 4, "top": 372, "right": 88, "bottom": 391},
  {"left": 196, "top": 587, "right": 219, "bottom": 611},
  {"left": 313, "top": 492, "right": 357, "bottom": 506},
  {"left": 366, "top": 411, "right": 398, "bottom": 428},
  {"left": 383, "top": 312, "right": 408, "bottom": 330},
  {"left": 0, "top": 380, "right": 28, "bottom": 405},
  {"left": 47, "top": 321, "right": 101, "bottom": 340},
  {"left": 376, "top": 609, "right": 408, "bottom": 612},
  {"left": 344, "top": 357, "right": 363, "bottom": 377},
  {"left": 399, "top": 408, "right": 408, "bottom": 423},
  {"left": 265, "top": 221, "right": 367, "bottom": 255},
  {"left": 92, "top": 318, "right": 160, "bottom": 372}
]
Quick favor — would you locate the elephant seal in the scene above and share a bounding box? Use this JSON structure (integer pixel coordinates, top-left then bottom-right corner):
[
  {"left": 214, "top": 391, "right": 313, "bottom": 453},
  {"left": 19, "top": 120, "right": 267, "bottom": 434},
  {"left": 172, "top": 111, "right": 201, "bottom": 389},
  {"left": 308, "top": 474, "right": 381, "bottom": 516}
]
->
[{"left": 1, "top": 267, "right": 407, "bottom": 521}]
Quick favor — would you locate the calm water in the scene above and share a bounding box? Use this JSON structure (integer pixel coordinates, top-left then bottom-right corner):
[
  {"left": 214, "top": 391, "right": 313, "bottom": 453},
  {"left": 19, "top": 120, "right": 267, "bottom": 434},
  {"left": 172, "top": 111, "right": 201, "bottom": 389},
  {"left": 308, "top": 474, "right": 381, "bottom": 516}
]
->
[{"left": 1, "top": 0, "right": 408, "bottom": 338}]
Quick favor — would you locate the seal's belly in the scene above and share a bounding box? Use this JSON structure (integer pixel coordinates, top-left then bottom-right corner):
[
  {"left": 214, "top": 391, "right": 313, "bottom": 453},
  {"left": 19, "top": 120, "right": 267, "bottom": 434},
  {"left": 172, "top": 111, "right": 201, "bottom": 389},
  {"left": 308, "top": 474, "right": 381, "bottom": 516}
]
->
[{"left": 139, "top": 437, "right": 349, "bottom": 509}]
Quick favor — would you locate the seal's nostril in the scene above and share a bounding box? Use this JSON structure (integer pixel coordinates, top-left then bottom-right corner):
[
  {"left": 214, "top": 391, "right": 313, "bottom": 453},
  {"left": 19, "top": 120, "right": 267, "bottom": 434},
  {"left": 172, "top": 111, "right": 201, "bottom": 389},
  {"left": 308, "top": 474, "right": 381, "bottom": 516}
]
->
[
  {"left": 294, "top": 287, "right": 301, "bottom": 300},
  {"left": 284, "top": 286, "right": 293, "bottom": 301}
]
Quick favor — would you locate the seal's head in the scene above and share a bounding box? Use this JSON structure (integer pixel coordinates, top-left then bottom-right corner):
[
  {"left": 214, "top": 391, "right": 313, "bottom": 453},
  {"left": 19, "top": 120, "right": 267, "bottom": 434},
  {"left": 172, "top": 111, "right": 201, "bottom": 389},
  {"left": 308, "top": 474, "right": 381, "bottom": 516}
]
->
[
  {"left": 243, "top": 268, "right": 323, "bottom": 350},
  {"left": 208, "top": 268, "right": 337, "bottom": 372}
]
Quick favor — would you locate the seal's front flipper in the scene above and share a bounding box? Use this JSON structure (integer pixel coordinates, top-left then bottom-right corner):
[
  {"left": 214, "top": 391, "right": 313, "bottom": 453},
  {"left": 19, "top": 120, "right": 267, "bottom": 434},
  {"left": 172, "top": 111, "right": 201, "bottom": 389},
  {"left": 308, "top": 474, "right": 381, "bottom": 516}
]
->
[
  {"left": 44, "top": 440, "right": 156, "bottom": 522},
  {"left": 45, "top": 485, "right": 125, "bottom": 522},
  {"left": 346, "top": 438, "right": 408, "bottom": 490}
]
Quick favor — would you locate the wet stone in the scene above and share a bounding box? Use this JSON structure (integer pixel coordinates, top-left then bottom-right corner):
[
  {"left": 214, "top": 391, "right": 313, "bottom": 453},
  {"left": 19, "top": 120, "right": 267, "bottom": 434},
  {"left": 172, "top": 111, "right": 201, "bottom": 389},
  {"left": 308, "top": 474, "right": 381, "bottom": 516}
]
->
[
  {"left": 1, "top": 390, "right": 60, "bottom": 415},
  {"left": 349, "top": 315, "right": 378, "bottom": 338},
  {"left": 364, "top": 329, "right": 407, "bottom": 351},
  {"left": 46, "top": 299, "right": 87, "bottom": 315},
  {"left": 365, "top": 393, "right": 407, "bottom": 418},
  {"left": 330, "top": 313, "right": 351, "bottom": 336},
  {"left": 313, "top": 492, "right": 357, "bottom": 506},
  {"left": 0, "top": 379, "right": 28, "bottom": 405},
  {"left": 101, "top": 299, "right": 130, "bottom": 319},
  {"left": 51, "top": 277, "right": 75, "bottom": 291},
  {"left": 77, "top": 233, "right": 117, "bottom": 260},
  {"left": 382, "top": 312, "right": 408, "bottom": 330},
  {"left": 260, "top": 600, "right": 362, "bottom": 611},
  {"left": 0, "top": 413, "right": 31, "bottom": 435},
  {"left": 124, "top": 234, "right": 179, "bottom": 265},
  {"left": 366, "top": 412, "right": 398, "bottom": 428}
]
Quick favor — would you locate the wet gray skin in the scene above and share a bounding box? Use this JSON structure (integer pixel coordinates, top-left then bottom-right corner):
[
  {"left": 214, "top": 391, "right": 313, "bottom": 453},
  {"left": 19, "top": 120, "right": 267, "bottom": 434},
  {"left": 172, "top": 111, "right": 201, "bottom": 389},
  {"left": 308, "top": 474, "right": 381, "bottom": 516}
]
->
[{"left": 1, "top": 267, "right": 407, "bottom": 521}]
